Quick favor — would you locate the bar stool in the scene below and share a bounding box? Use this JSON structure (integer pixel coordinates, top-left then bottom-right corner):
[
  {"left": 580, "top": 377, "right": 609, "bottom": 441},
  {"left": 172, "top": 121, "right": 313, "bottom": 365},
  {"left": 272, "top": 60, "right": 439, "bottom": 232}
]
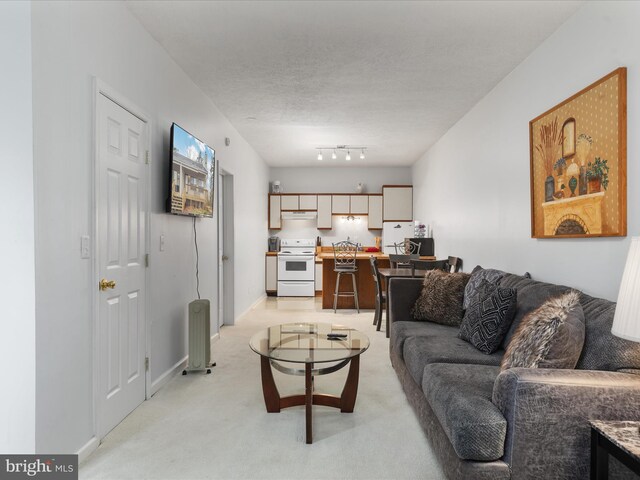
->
[{"left": 332, "top": 241, "right": 360, "bottom": 313}]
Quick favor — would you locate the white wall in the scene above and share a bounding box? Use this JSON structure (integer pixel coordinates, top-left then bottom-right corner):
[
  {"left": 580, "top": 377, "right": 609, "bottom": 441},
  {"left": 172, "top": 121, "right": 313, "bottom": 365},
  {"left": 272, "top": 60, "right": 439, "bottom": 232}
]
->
[
  {"left": 31, "top": 1, "right": 268, "bottom": 454},
  {"left": 269, "top": 166, "right": 411, "bottom": 194},
  {"left": 412, "top": 1, "right": 639, "bottom": 300},
  {"left": 276, "top": 218, "right": 376, "bottom": 247},
  {"left": 0, "top": 1, "right": 36, "bottom": 454}
]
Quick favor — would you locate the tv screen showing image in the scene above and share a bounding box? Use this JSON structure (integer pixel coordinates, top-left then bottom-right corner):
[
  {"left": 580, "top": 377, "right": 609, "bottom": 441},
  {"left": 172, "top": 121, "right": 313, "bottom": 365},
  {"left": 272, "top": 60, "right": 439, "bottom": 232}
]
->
[{"left": 168, "top": 123, "right": 215, "bottom": 217}]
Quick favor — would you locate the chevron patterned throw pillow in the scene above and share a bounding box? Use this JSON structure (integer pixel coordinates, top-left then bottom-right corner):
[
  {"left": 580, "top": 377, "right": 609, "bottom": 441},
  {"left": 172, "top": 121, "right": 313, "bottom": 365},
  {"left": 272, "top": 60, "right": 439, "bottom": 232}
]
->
[{"left": 459, "top": 280, "right": 517, "bottom": 354}]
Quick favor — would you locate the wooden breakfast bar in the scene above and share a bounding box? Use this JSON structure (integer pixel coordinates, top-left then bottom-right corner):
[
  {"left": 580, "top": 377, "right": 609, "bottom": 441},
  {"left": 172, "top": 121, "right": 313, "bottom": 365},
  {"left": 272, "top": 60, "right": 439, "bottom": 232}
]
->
[{"left": 318, "top": 251, "right": 435, "bottom": 309}]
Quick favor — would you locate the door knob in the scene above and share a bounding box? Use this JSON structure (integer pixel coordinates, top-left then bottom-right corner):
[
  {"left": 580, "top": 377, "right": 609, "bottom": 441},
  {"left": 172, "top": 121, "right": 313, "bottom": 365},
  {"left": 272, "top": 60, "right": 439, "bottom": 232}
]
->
[
  {"left": 99, "top": 279, "right": 116, "bottom": 291},
  {"left": 222, "top": 255, "right": 229, "bottom": 261}
]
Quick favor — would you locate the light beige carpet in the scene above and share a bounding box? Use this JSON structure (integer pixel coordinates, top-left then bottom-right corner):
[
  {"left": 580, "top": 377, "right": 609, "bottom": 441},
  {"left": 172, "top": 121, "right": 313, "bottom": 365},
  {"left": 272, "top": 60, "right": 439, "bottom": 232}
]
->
[{"left": 80, "top": 297, "right": 444, "bottom": 480}]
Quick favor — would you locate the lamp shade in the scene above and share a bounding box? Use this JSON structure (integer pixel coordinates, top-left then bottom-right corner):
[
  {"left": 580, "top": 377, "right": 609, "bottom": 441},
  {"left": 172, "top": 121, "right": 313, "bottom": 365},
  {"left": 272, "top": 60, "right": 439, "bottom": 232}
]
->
[{"left": 612, "top": 237, "right": 640, "bottom": 342}]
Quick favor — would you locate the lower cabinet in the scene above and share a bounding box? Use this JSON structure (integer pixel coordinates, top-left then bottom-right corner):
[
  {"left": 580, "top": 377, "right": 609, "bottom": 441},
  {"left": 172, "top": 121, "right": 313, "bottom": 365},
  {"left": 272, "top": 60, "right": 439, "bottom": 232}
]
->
[
  {"left": 315, "top": 262, "right": 322, "bottom": 292},
  {"left": 266, "top": 255, "right": 277, "bottom": 294}
]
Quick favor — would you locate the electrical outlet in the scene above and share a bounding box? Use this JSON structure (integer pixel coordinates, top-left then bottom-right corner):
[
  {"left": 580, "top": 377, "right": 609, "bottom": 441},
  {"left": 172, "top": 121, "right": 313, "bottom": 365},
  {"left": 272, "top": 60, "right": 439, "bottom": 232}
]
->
[
  {"left": 160, "top": 234, "right": 165, "bottom": 252},
  {"left": 81, "top": 235, "right": 90, "bottom": 259}
]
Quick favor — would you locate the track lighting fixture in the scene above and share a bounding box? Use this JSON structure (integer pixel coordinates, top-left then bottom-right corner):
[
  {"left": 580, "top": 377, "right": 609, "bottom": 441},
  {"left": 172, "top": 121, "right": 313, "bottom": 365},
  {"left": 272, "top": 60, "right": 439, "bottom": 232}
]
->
[{"left": 315, "top": 145, "right": 367, "bottom": 162}]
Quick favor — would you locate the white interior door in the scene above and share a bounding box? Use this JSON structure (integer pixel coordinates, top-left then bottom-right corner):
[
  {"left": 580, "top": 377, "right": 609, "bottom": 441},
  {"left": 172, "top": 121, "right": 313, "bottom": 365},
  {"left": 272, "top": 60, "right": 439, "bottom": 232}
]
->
[
  {"left": 218, "top": 172, "right": 224, "bottom": 328},
  {"left": 97, "top": 93, "right": 147, "bottom": 438},
  {"left": 217, "top": 170, "right": 234, "bottom": 326}
]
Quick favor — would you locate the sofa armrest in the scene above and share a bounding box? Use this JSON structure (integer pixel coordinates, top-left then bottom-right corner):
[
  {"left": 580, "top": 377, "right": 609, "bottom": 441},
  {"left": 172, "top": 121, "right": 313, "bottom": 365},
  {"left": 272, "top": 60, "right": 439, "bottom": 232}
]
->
[
  {"left": 388, "top": 277, "right": 423, "bottom": 325},
  {"left": 493, "top": 367, "right": 640, "bottom": 479}
]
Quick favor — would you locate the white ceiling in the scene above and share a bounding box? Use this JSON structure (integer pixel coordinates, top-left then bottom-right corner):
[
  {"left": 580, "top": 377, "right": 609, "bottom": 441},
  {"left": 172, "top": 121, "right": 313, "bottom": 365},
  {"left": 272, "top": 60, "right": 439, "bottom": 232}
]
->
[{"left": 126, "top": 0, "right": 582, "bottom": 167}]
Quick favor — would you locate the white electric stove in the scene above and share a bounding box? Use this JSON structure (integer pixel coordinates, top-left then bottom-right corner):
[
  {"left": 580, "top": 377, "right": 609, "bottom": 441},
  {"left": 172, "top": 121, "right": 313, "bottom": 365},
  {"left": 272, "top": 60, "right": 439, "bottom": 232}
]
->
[{"left": 277, "top": 239, "right": 316, "bottom": 297}]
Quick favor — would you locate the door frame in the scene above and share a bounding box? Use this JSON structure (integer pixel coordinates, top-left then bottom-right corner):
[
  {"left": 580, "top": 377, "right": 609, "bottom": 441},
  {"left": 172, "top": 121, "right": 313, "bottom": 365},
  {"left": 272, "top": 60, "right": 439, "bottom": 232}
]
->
[
  {"left": 217, "top": 169, "right": 235, "bottom": 326},
  {"left": 91, "top": 78, "right": 152, "bottom": 440}
]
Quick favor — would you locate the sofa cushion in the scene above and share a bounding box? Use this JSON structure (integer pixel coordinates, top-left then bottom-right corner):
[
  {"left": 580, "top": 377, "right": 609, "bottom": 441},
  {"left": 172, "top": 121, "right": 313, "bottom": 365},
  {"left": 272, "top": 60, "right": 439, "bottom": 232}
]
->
[
  {"left": 403, "top": 335, "right": 503, "bottom": 386},
  {"left": 459, "top": 280, "right": 517, "bottom": 354},
  {"left": 463, "top": 266, "right": 506, "bottom": 309},
  {"left": 422, "top": 363, "right": 506, "bottom": 461},
  {"left": 411, "top": 270, "right": 471, "bottom": 325},
  {"left": 499, "top": 273, "right": 573, "bottom": 348},
  {"left": 390, "top": 320, "right": 459, "bottom": 359},
  {"left": 577, "top": 292, "right": 640, "bottom": 371},
  {"left": 501, "top": 291, "right": 585, "bottom": 370}
]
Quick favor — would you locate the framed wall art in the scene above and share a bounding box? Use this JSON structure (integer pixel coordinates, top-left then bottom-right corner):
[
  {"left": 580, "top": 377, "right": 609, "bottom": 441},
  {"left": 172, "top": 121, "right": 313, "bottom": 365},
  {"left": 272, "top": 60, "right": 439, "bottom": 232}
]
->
[{"left": 529, "top": 67, "right": 627, "bottom": 238}]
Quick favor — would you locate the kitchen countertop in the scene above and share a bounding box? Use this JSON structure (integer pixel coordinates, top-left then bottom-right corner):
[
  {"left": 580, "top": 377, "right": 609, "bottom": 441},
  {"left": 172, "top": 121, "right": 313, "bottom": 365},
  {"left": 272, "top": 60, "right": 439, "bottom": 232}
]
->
[
  {"left": 317, "top": 252, "right": 435, "bottom": 261},
  {"left": 266, "top": 251, "right": 434, "bottom": 260}
]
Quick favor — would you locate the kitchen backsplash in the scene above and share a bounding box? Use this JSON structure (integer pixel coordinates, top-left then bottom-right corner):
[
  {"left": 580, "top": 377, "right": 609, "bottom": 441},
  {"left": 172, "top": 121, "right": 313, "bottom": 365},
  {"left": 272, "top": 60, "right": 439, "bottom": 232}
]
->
[{"left": 275, "top": 218, "right": 378, "bottom": 246}]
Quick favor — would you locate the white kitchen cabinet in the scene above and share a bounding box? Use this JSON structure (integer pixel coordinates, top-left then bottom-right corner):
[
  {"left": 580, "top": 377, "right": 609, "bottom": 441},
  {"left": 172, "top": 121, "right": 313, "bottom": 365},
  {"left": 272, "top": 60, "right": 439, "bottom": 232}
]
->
[
  {"left": 315, "top": 262, "right": 322, "bottom": 291},
  {"left": 266, "top": 255, "right": 277, "bottom": 292},
  {"left": 269, "top": 195, "right": 281, "bottom": 229},
  {"left": 350, "top": 195, "right": 368, "bottom": 214},
  {"left": 299, "top": 195, "right": 317, "bottom": 210},
  {"left": 383, "top": 186, "right": 413, "bottom": 221},
  {"left": 280, "top": 195, "right": 299, "bottom": 210},
  {"left": 317, "top": 195, "right": 332, "bottom": 229},
  {"left": 332, "top": 195, "right": 350, "bottom": 214},
  {"left": 368, "top": 195, "right": 383, "bottom": 229}
]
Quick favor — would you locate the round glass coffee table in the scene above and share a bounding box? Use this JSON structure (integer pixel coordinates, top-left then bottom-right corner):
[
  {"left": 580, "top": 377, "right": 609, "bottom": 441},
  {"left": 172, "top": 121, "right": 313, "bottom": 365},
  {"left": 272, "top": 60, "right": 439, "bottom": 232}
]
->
[{"left": 249, "top": 322, "right": 369, "bottom": 444}]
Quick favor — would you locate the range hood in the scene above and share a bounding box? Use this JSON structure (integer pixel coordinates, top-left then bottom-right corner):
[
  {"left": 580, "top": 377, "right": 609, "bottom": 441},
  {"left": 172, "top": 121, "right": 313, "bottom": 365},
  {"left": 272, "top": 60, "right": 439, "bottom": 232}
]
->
[{"left": 281, "top": 211, "right": 318, "bottom": 220}]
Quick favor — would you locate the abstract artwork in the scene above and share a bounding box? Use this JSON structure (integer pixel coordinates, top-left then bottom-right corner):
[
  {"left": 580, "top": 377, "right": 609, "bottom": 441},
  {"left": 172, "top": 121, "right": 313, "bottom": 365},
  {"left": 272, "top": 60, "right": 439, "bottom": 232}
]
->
[{"left": 529, "top": 68, "right": 627, "bottom": 238}]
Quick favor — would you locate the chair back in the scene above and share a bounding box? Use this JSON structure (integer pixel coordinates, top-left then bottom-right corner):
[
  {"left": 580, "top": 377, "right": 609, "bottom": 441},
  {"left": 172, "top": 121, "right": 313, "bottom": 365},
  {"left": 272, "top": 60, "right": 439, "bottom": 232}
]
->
[
  {"left": 393, "top": 240, "right": 420, "bottom": 255},
  {"left": 409, "top": 259, "right": 450, "bottom": 277},
  {"left": 369, "top": 256, "right": 383, "bottom": 299},
  {"left": 333, "top": 241, "right": 358, "bottom": 270},
  {"left": 389, "top": 253, "right": 419, "bottom": 268},
  {"left": 447, "top": 256, "right": 463, "bottom": 273}
]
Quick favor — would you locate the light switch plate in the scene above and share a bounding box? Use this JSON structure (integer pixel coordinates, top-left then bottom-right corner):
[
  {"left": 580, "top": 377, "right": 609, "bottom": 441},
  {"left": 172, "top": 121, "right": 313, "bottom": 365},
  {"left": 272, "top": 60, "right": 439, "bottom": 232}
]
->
[
  {"left": 160, "top": 234, "right": 165, "bottom": 252},
  {"left": 81, "top": 235, "right": 90, "bottom": 259}
]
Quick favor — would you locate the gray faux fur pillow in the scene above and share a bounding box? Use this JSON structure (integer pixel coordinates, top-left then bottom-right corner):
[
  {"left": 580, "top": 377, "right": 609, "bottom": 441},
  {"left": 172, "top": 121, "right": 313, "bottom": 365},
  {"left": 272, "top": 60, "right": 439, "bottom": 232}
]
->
[
  {"left": 411, "top": 270, "right": 471, "bottom": 326},
  {"left": 501, "top": 290, "right": 585, "bottom": 370}
]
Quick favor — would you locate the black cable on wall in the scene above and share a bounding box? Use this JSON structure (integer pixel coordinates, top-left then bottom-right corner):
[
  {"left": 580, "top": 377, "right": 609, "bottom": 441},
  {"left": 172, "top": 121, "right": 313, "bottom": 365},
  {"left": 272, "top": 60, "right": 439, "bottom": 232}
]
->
[{"left": 193, "top": 217, "right": 200, "bottom": 300}]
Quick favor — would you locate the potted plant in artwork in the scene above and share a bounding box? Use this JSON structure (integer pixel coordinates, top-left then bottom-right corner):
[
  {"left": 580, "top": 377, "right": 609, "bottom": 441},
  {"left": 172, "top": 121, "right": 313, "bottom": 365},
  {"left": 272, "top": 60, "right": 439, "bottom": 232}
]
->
[
  {"left": 586, "top": 157, "right": 610, "bottom": 193},
  {"left": 554, "top": 157, "right": 567, "bottom": 175},
  {"left": 554, "top": 157, "right": 567, "bottom": 191}
]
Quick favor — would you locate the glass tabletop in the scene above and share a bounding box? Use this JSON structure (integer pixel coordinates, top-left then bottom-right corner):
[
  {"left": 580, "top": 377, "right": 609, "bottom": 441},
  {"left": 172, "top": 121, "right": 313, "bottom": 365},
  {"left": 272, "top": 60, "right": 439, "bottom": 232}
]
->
[{"left": 249, "top": 322, "right": 370, "bottom": 364}]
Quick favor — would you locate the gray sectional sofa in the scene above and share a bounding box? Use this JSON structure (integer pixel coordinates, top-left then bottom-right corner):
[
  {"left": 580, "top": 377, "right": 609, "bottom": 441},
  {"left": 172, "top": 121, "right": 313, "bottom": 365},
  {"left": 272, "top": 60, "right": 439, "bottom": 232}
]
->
[{"left": 388, "top": 271, "right": 640, "bottom": 480}]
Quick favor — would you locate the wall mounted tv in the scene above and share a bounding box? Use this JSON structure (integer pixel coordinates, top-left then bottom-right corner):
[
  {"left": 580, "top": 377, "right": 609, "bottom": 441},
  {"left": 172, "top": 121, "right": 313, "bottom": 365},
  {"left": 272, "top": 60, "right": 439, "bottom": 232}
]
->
[{"left": 167, "top": 123, "right": 215, "bottom": 217}]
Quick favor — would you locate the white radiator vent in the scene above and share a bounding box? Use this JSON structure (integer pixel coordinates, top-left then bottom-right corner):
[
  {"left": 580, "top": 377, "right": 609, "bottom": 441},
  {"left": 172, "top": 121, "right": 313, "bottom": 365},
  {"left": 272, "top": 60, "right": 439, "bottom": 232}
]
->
[{"left": 185, "top": 299, "right": 211, "bottom": 373}]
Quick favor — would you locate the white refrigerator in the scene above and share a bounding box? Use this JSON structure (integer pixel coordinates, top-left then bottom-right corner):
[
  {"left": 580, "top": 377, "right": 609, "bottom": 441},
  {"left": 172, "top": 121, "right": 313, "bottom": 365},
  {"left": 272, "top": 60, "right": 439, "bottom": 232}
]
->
[{"left": 382, "top": 222, "right": 415, "bottom": 254}]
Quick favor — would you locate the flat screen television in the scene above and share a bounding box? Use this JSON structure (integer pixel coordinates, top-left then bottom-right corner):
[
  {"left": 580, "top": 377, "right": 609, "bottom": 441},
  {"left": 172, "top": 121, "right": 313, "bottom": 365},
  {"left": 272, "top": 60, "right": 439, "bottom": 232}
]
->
[{"left": 167, "top": 123, "right": 215, "bottom": 217}]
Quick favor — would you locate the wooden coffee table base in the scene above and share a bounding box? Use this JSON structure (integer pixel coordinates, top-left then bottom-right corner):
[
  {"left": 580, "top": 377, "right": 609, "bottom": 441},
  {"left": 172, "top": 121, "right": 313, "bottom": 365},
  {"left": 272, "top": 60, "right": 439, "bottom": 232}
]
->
[{"left": 259, "top": 355, "right": 360, "bottom": 444}]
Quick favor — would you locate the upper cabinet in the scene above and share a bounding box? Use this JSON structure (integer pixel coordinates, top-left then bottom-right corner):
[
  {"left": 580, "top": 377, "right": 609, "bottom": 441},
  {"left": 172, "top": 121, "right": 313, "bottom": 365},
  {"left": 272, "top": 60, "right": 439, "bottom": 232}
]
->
[
  {"left": 317, "top": 195, "right": 332, "bottom": 229},
  {"left": 368, "top": 195, "right": 383, "bottom": 229},
  {"left": 350, "top": 195, "right": 368, "bottom": 214},
  {"left": 269, "top": 194, "right": 281, "bottom": 229},
  {"left": 280, "top": 195, "right": 299, "bottom": 211},
  {"left": 268, "top": 187, "right": 412, "bottom": 230},
  {"left": 383, "top": 186, "right": 413, "bottom": 221},
  {"left": 299, "top": 195, "right": 317, "bottom": 210},
  {"left": 331, "top": 195, "right": 350, "bottom": 214}
]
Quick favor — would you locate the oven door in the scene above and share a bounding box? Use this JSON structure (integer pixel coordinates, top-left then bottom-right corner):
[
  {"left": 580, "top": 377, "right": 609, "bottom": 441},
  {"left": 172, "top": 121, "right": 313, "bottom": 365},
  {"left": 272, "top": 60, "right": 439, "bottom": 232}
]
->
[{"left": 277, "top": 255, "right": 315, "bottom": 281}]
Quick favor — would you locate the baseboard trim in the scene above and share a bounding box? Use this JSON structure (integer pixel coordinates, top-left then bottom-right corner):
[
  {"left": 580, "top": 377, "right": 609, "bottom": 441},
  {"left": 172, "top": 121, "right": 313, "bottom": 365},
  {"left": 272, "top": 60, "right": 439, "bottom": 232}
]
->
[
  {"left": 150, "top": 355, "right": 188, "bottom": 396},
  {"left": 237, "top": 294, "right": 266, "bottom": 321},
  {"left": 77, "top": 436, "right": 99, "bottom": 463},
  {"left": 210, "top": 332, "right": 220, "bottom": 343}
]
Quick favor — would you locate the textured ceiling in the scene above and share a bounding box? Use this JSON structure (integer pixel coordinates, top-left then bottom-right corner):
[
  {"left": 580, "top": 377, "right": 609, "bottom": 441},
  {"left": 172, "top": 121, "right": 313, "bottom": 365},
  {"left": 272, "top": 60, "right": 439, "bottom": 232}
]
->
[{"left": 126, "top": 0, "right": 582, "bottom": 167}]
